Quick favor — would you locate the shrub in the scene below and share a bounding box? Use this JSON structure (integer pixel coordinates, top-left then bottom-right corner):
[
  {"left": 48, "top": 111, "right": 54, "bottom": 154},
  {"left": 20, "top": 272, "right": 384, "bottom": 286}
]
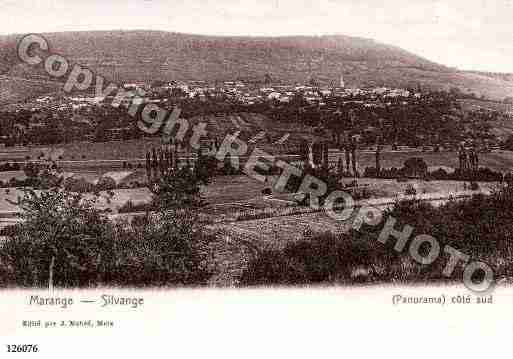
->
[
  {"left": 262, "top": 188, "right": 272, "bottom": 195},
  {"left": 240, "top": 232, "right": 398, "bottom": 286},
  {"left": 470, "top": 181, "right": 480, "bottom": 191},
  {"left": 151, "top": 164, "right": 210, "bottom": 210},
  {"left": 110, "top": 211, "right": 213, "bottom": 286},
  {"left": 451, "top": 167, "right": 503, "bottom": 182},
  {"left": 429, "top": 168, "right": 450, "bottom": 180}
]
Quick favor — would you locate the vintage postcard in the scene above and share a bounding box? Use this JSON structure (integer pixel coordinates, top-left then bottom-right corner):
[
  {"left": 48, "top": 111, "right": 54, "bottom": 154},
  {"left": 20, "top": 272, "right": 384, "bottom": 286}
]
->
[{"left": 0, "top": 0, "right": 512, "bottom": 357}]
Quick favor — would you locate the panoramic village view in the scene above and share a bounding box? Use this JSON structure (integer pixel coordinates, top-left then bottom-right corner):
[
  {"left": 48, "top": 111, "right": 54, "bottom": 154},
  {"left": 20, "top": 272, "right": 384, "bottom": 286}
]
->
[{"left": 1, "top": 27, "right": 513, "bottom": 291}]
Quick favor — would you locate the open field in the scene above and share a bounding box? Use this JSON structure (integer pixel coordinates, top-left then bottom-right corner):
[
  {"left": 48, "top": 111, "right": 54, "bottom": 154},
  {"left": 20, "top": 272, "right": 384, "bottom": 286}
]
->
[
  {"left": 0, "top": 139, "right": 163, "bottom": 162},
  {"left": 0, "top": 172, "right": 496, "bottom": 224},
  {"left": 209, "top": 185, "right": 493, "bottom": 286},
  {"left": 0, "top": 175, "right": 274, "bottom": 215},
  {"left": 2, "top": 138, "right": 513, "bottom": 175},
  {"left": 215, "top": 184, "right": 494, "bottom": 247}
]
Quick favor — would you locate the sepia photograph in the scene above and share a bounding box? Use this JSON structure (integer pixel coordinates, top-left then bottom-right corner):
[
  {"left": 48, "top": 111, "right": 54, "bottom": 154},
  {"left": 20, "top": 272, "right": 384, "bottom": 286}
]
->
[{"left": 1, "top": 0, "right": 513, "bottom": 356}]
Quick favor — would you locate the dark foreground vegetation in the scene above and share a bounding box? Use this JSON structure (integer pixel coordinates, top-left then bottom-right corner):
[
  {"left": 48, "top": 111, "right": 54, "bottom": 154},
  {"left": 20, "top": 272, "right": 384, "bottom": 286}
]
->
[
  {"left": 0, "top": 199, "right": 213, "bottom": 287},
  {"left": 0, "top": 161, "right": 214, "bottom": 288},
  {"left": 240, "top": 185, "right": 513, "bottom": 286}
]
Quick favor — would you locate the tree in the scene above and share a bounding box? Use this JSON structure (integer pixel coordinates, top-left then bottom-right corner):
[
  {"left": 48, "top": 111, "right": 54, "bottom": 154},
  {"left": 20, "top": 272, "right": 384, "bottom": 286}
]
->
[
  {"left": 142, "top": 156, "right": 215, "bottom": 285},
  {"left": 150, "top": 157, "right": 213, "bottom": 211},
  {"left": 2, "top": 182, "right": 113, "bottom": 287},
  {"left": 23, "top": 160, "right": 63, "bottom": 189}
]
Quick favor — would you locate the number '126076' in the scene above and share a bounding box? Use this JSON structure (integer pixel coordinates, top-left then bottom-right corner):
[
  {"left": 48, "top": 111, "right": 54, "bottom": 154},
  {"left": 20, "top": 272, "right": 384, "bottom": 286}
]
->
[{"left": 6, "top": 344, "right": 39, "bottom": 353}]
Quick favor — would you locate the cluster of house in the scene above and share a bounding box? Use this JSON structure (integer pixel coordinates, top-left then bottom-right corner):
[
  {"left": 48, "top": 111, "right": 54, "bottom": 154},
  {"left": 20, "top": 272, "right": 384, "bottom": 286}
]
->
[
  {"left": 1, "top": 78, "right": 424, "bottom": 145},
  {"left": 173, "top": 82, "right": 417, "bottom": 105},
  {"left": 19, "top": 77, "right": 422, "bottom": 116}
]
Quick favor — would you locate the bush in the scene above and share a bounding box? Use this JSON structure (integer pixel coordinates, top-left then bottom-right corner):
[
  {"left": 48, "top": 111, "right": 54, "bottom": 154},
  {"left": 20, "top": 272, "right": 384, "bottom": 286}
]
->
[
  {"left": 96, "top": 176, "right": 117, "bottom": 191},
  {"left": 262, "top": 188, "right": 272, "bottom": 195},
  {"left": 429, "top": 168, "right": 450, "bottom": 180},
  {"left": 240, "top": 232, "right": 399, "bottom": 286},
  {"left": 450, "top": 167, "right": 503, "bottom": 182},
  {"left": 469, "top": 181, "right": 480, "bottom": 191},
  {"left": 109, "top": 211, "right": 213, "bottom": 286}
]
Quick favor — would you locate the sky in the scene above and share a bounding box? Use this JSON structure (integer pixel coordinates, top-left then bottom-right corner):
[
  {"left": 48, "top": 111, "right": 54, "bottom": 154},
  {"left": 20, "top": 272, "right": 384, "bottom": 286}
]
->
[{"left": 1, "top": 0, "right": 513, "bottom": 73}]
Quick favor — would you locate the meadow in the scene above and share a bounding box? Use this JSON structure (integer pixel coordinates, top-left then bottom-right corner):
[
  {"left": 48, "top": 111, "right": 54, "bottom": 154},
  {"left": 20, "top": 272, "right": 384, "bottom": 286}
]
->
[{"left": 338, "top": 150, "right": 513, "bottom": 173}]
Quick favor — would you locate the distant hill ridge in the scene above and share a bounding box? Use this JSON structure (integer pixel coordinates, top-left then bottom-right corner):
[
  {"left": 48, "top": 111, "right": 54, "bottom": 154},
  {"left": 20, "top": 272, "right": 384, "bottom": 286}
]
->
[{"left": 1, "top": 30, "right": 513, "bottom": 101}]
